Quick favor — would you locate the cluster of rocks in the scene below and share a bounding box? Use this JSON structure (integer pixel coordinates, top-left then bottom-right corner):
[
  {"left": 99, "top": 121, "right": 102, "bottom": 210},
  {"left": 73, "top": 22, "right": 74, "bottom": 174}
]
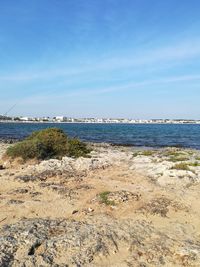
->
[
  {"left": 105, "top": 190, "right": 141, "bottom": 203},
  {"left": 0, "top": 216, "right": 200, "bottom": 267},
  {"left": 139, "top": 196, "right": 189, "bottom": 217},
  {"left": 0, "top": 138, "right": 19, "bottom": 144},
  {"left": 20, "top": 147, "right": 130, "bottom": 182},
  {"left": 95, "top": 190, "right": 141, "bottom": 205},
  {"left": 130, "top": 149, "right": 200, "bottom": 188}
]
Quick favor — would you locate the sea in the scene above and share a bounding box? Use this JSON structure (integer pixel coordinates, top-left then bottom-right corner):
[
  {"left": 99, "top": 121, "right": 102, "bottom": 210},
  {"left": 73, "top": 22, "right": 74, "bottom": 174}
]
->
[{"left": 0, "top": 122, "right": 200, "bottom": 149}]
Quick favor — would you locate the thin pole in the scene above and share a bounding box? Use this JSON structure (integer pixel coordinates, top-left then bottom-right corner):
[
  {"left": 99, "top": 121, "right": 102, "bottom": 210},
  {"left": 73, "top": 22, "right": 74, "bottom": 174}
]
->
[{"left": 3, "top": 103, "right": 17, "bottom": 117}]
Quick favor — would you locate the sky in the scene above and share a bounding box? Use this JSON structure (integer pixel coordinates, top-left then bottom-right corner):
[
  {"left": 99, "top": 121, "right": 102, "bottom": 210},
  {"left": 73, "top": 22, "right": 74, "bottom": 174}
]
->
[{"left": 0, "top": 0, "right": 200, "bottom": 119}]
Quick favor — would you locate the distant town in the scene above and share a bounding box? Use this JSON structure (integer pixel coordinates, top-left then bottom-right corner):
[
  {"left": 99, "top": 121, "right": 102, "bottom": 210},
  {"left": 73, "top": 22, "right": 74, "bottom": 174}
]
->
[{"left": 0, "top": 115, "right": 200, "bottom": 124}]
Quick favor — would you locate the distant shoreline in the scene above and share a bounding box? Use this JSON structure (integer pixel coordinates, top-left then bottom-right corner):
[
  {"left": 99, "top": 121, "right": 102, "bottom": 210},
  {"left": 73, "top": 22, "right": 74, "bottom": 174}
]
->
[{"left": 1, "top": 121, "right": 200, "bottom": 125}]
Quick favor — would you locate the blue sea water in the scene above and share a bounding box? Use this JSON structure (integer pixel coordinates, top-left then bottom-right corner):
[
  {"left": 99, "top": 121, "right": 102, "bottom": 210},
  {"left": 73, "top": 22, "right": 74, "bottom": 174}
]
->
[{"left": 0, "top": 123, "right": 200, "bottom": 149}]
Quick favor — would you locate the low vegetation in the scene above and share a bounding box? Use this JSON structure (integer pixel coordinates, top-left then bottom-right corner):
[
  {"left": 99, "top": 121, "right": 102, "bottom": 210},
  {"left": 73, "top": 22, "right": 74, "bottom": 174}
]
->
[
  {"left": 188, "top": 162, "right": 200, "bottom": 167},
  {"left": 68, "top": 138, "right": 91, "bottom": 158},
  {"left": 165, "top": 150, "right": 186, "bottom": 157},
  {"left": 99, "top": 191, "right": 115, "bottom": 206},
  {"left": 132, "top": 152, "right": 140, "bottom": 157},
  {"left": 164, "top": 150, "right": 191, "bottom": 162},
  {"left": 140, "top": 150, "right": 155, "bottom": 156},
  {"left": 168, "top": 156, "right": 189, "bottom": 162},
  {"left": 133, "top": 150, "right": 155, "bottom": 157},
  {"left": 171, "top": 163, "right": 191, "bottom": 171},
  {"left": 6, "top": 128, "right": 91, "bottom": 161}
]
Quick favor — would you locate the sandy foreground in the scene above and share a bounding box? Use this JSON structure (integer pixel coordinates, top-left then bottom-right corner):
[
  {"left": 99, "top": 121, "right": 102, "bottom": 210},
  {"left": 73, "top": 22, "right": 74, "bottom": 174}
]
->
[{"left": 0, "top": 142, "right": 200, "bottom": 266}]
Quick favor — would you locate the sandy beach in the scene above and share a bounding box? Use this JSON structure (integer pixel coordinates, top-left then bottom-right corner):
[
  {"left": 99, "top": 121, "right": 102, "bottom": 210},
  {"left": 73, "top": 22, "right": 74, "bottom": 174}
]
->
[{"left": 0, "top": 142, "right": 200, "bottom": 266}]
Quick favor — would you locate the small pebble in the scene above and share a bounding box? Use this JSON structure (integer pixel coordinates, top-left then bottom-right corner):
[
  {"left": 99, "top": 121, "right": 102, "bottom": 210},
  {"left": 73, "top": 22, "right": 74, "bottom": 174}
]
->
[
  {"left": 88, "top": 207, "right": 94, "bottom": 212},
  {"left": 72, "top": 210, "right": 78, "bottom": 215}
]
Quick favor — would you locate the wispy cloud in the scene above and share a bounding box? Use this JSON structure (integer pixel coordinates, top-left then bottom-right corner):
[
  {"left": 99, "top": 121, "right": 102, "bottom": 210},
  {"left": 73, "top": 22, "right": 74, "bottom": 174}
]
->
[
  {"left": 1, "top": 38, "right": 200, "bottom": 83},
  {"left": 19, "top": 73, "right": 200, "bottom": 106}
]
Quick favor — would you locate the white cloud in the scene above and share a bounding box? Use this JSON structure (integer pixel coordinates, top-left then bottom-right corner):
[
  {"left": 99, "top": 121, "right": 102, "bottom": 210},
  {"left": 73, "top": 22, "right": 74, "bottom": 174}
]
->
[
  {"left": 1, "top": 38, "right": 200, "bottom": 83},
  {"left": 18, "top": 73, "right": 200, "bottom": 105}
]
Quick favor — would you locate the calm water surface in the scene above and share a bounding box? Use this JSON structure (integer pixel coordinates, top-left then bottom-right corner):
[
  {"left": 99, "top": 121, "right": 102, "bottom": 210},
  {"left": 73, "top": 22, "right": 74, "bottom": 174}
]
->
[{"left": 0, "top": 123, "right": 200, "bottom": 149}]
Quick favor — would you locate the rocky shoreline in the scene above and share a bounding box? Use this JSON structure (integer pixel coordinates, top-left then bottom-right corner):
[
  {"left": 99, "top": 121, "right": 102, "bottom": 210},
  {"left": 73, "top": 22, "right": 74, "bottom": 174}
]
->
[{"left": 0, "top": 141, "right": 200, "bottom": 266}]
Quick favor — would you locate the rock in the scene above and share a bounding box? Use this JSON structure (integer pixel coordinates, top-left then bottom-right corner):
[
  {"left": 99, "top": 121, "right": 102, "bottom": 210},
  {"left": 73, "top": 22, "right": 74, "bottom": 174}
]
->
[
  {"left": 157, "top": 170, "right": 197, "bottom": 187},
  {"left": 88, "top": 207, "right": 94, "bottom": 212},
  {"left": 0, "top": 217, "right": 200, "bottom": 266},
  {"left": 22, "top": 147, "right": 129, "bottom": 182},
  {"left": 8, "top": 199, "right": 24, "bottom": 205},
  {"left": 72, "top": 210, "right": 79, "bottom": 215},
  {"left": 16, "top": 175, "right": 39, "bottom": 182},
  {"left": 0, "top": 165, "right": 5, "bottom": 170},
  {"left": 13, "top": 188, "right": 29, "bottom": 194}
]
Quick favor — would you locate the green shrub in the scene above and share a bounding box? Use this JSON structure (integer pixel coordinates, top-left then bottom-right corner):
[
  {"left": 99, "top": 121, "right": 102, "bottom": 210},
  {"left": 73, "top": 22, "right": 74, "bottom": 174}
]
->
[
  {"left": 68, "top": 138, "right": 91, "bottom": 158},
  {"left": 6, "top": 140, "right": 39, "bottom": 160},
  {"left": 99, "top": 191, "right": 115, "bottom": 206},
  {"left": 6, "top": 128, "right": 90, "bottom": 160}
]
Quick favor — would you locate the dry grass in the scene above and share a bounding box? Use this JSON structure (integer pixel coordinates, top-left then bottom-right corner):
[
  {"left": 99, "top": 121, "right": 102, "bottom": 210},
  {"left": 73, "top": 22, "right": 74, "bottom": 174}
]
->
[
  {"left": 168, "top": 156, "right": 189, "bottom": 162},
  {"left": 171, "top": 163, "right": 191, "bottom": 171}
]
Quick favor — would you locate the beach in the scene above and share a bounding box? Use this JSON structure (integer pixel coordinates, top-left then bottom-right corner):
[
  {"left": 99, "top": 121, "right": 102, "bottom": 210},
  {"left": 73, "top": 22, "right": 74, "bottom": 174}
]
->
[{"left": 0, "top": 141, "right": 200, "bottom": 266}]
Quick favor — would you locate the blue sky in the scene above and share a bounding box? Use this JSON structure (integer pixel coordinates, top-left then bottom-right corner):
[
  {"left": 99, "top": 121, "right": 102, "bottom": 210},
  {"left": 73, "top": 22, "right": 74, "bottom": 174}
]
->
[{"left": 0, "top": 0, "right": 200, "bottom": 119}]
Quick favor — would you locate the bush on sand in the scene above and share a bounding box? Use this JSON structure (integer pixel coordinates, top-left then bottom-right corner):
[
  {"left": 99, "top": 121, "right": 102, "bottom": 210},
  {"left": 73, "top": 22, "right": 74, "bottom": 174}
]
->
[{"left": 6, "top": 128, "right": 91, "bottom": 161}]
